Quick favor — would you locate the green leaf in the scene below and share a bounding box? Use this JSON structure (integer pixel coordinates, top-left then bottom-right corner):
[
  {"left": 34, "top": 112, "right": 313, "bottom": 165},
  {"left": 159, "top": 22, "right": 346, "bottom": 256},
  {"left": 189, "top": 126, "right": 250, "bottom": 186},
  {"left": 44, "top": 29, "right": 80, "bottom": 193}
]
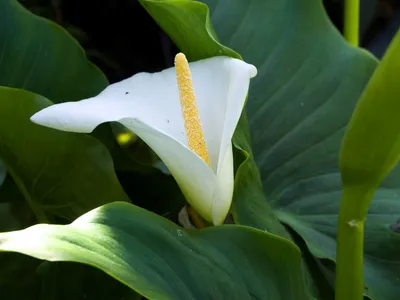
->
[
  {"left": 0, "top": 0, "right": 107, "bottom": 102},
  {"left": 0, "top": 178, "right": 138, "bottom": 300},
  {"left": 0, "top": 0, "right": 134, "bottom": 222},
  {"left": 0, "top": 0, "right": 159, "bottom": 178},
  {"left": 340, "top": 30, "right": 400, "bottom": 201},
  {"left": 140, "top": 0, "right": 400, "bottom": 298},
  {"left": 0, "top": 87, "right": 129, "bottom": 222},
  {"left": 182, "top": 0, "right": 399, "bottom": 299},
  {"left": 0, "top": 201, "right": 310, "bottom": 300},
  {"left": 0, "top": 176, "right": 34, "bottom": 231},
  {"left": 231, "top": 114, "right": 290, "bottom": 237}
]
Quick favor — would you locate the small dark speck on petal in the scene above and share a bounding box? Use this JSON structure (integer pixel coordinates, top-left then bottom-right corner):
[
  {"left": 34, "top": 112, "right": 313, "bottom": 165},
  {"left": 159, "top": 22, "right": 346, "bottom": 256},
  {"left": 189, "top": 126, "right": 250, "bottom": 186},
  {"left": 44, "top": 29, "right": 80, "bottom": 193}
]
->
[
  {"left": 167, "top": 120, "right": 170, "bottom": 123},
  {"left": 125, "top": 92, "right": 129, "bottom": 95}
]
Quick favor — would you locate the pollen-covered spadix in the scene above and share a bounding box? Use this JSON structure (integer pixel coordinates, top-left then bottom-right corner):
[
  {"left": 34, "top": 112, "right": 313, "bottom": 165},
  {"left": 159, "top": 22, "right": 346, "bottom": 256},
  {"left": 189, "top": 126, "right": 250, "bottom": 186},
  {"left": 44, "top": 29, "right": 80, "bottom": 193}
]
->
[{"left": 31, "top": 55, "right": 257, "bottom": 225}]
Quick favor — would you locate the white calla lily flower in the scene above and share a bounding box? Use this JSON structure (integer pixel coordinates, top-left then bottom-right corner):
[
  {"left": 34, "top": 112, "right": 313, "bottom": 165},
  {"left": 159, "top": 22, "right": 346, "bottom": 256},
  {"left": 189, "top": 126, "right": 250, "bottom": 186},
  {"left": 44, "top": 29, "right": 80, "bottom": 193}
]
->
[{"left": 31, "top": 54, "right": 257, "bottom": 225}]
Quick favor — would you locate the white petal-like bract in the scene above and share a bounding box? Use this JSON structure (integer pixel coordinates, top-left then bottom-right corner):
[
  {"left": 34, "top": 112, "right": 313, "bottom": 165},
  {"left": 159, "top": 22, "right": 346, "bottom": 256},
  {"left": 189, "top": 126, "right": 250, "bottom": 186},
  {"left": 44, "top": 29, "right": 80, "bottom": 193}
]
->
[{"left": 31, "top": 56, "right": 257, "bottom": 225}]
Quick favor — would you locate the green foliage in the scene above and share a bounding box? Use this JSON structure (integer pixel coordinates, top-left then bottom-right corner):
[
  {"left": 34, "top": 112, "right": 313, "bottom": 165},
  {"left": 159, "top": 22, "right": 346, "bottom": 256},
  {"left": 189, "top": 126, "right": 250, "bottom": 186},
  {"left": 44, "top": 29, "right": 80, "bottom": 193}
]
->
[
  {"left": 205, "top": 1, "right": 399, "bottom": 298},
  {"left": 0, "top": 201, "right": 310, "bottom": 300},
  {"left": 0, "top": 0, "right": 107, "bottom": 102},
  {"left": 0, "top": 87, "right": 129, "bottom": 221},
  {"left": 0, "top": 1, "right": 137, "bottom": 298},
  {"left": 0, "top": 0, "right": 399, "bottom": 299},
  {"left": 336, "top": 29, "right": 400, "bottom": 299},
  {"left": 340, "top": 30, "right": 400, "bottom": 203},
  {"left": 141, "top": 1, "right": 400, "bottom": 299}
]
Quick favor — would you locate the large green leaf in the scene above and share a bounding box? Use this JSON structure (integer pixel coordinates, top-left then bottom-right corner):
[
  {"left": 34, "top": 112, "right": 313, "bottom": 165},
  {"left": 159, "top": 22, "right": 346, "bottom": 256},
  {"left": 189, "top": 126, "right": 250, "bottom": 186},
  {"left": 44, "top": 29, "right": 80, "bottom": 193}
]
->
[
  {"left": 0, "top": 201, "right": 310, "bottom": 300},
  {"left": 0, "top": 0, "right": 131, "bottom": 221},
  {"left": 140, "top": 0, "right": 400, "bottom": 299},
  {"left": 0, "top": 176, "right": 34, "bottom": 231},
  {"left": 0, "top": 4, "right": 136, "bottom": 296},
  {"left": 196, "top": 0, "right": 399, "bottom": 299},
  {"left": 0, "top": 177, "right": 138, "bottom": 300},
  {"left": 0, "top": 0, "right": 107, "bottom": 102},
  {"left": 0, "top": 87, "right": 129, "bottom": 221},
  {"left": 340, "top": 30, "right": 400, "bottom": 198}
]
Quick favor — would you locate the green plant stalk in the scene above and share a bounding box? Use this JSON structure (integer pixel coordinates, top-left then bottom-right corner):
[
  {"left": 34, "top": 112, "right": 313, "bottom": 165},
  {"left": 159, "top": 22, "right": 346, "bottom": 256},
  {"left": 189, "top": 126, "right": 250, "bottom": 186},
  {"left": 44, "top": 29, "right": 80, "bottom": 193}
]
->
[
  {"left": 335, "top": 186, "right": 372, "bottom": 300},
  {"left": 344, "top": 0, "right": 360, "bottom": 46},
  {"left": 336, "top": 30, "right": 400, "bottom": 300}
]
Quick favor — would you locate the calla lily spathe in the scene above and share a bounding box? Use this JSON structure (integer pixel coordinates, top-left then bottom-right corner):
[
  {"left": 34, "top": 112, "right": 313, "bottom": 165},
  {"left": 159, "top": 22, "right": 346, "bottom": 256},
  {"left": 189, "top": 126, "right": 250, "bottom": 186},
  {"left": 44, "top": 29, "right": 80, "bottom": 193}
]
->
[{"left": 31, "top": 56, "right": 257, "bottom": 225}]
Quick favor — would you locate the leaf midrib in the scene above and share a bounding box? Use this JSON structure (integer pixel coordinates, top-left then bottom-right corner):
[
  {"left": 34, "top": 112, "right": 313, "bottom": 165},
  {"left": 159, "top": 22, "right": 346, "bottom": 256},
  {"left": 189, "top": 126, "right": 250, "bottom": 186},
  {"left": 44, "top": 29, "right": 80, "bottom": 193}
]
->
[{"left": 3, "top": 161, "right": 48, "bottom": 223}]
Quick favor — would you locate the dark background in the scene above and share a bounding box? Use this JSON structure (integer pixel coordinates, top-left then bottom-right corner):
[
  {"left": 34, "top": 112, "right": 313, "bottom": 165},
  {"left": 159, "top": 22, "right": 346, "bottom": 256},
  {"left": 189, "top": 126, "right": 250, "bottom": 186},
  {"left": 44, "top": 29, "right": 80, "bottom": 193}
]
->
[{"left": 19, "top": 0, "right": 400, "bottom": 84}]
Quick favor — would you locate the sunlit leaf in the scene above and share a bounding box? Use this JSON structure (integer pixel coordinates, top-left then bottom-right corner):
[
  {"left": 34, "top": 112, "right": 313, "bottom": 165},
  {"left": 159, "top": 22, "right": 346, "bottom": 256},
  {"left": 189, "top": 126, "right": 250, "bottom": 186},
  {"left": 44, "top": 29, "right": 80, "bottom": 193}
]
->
[{"left": 0, "top": 201, "right": 311, "bottom": 300}]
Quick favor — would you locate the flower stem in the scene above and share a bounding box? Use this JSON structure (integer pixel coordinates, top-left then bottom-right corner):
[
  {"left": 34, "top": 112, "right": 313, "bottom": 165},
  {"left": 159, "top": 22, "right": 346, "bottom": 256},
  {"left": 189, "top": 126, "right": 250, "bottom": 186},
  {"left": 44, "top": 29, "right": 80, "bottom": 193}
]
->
[
  {"left": 335, "top": 187, "right": 366, "bottom": 300},
  {"left": 187, "top": 205, "right": 206, "bottom": 229},
  {"left": 344, "top": 0, "right": 360, "bottom": 46}
]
